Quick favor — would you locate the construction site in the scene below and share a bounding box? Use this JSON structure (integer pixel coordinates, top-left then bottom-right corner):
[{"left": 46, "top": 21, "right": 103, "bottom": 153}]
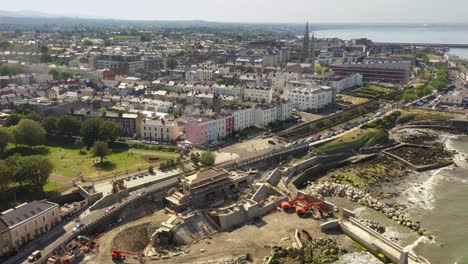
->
[{"left": 40, "top": 142, "right": 427, "bottom": 264}]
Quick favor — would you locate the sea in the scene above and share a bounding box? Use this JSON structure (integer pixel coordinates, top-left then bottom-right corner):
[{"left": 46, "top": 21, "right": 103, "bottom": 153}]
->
[
  {"left": 348, "top": 135, "right": 468, "bottom": 264},
  {"left": 312, "top": 25, "right": 468, "bottom": 59}
]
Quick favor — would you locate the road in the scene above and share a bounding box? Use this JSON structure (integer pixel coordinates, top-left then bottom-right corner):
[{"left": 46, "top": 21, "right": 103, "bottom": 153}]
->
[{"left": 6, "top": 177, "right": 179, "bottom": 264}]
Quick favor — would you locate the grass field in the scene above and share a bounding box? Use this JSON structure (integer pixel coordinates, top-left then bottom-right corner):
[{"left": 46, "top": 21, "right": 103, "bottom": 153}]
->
[
  {"left": 316, "top": 128, "right": 387, "bottom": 154},
  {"left": 5, "top": 144, "right": 179, "bottom": 179},
  {"left": 351, "top": 85, "right": 396, "bottom": 99}
]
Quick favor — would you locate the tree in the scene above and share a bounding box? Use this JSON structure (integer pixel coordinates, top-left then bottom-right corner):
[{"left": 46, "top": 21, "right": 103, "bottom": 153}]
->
[
  {"left": 98, "top": 121, "right": 120, "bottom": 143},
  {"left": 13, "top": 119, "right": 46, "bottom": 150},
  {"left": 42, "top": 116, "right": 58, "bottom": 135},
  {"left": 190, "top": 153, "right": 200, "bottom": 165},
  {"left": 27, "top": 156, "right": 53, "bottom": 190},
  {"left": 8, "top": 154, "right": 29, "bottom": 188},
  {"left": 23, "top": 112, "right": 41, "bottom": 122},
  {"left": 166, "top": 57, "right": 178, "bottom": 70},
  {"left": 81, "top": 118, "right": 120, "bottom": 147},
  {"left": 57, "top": 115, "right": 81, "bottom": 139},
  {"left": 92, "top": 141, "right": 112, "bottom": 163},
  {"left": 0, "top": 127, "right": 14, "bottom": 153},
  {"left": 200, "top": 151, "right": 216, "bottom": 166},
  {"left": 0, "top": 161, "right": 13, "bottom": 192},
  {"left": 82, "top": 39, "right": 93, "bottom": 46},
  {"left": 5, "top": 113, "right": 23, "bottom": 127},
  {"left": 148, "top": 165, "right": 154, "bottom": 174}
]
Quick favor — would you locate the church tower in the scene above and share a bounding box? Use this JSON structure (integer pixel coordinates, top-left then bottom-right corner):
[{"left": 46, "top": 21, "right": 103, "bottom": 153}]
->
[
  {"left": 302, "top": 22, "right": 310, "bottom": 61},
  {"left": 310, "top": 33, "right": 316, "bottom": 73}
]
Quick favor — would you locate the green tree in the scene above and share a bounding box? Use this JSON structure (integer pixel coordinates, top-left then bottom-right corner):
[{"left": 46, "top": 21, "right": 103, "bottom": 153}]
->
[
  {"left": 0, "top": 161, "right": 13, "bottom": 192},
  {"left": 166, "top": 57, "right": 178, "bottom": 70},
  {"left": 190, "top": 152, "right": 200, "bottom": 165},
  {"left": 92, "top": 141, "right": 112, "bottom": 163},
  {"left": 57, "top": 115, "right": 81, "bottom": 139},
  {"left": 26, "top": 156, "right": 53, "bottom": 190},
  {"left": 80, "top": 118, "right": 120, "bottom": 147},
  {"left": 41, "top": 116, "right": 58, "bottom": 135},
  {"left": 82, "top": 39, "right": 93, "bottom": 46},
  {"left": 49, "top": 69, "right": 59, "bottom": 79},
  {"left": 0, "top": 127, "right": 14, "bottom": 153},
  {"left": 13, "top": 119, "right": 46, "bottom": 150},
  {"left": 98, "top": 121, "right": 120, "bottom": 143},
  {"left": 23, "top": 112, "right": 42, "bottom": 122},
  {"left": 5, "top": 113, "right": 23, "bottom": 127},
  {"left": 200, "top": 151, "right": 216, "bottom": 166}
]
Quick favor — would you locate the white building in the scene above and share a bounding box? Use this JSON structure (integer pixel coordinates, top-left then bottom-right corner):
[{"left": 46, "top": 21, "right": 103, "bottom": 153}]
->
[
  {"left": 330, "top": 73, "right": 363, "bottom": 93},
  {"left": 266, "top": 71, "right": 300, "bottom": 91},
  {"left": 244, "top": 86, "right": 274, "bottom": 103},
  {"left": 286, "top": 83, "right": 334, "bottom": 111},
  {"left": 254, "top": 105, "right": 277, "bottom": 127},
  {"left": 141, "top": 117, "right": 180, "bottom": 142},
  {"left": 232, "top": 108, "right": 254, "bottom": 131}
]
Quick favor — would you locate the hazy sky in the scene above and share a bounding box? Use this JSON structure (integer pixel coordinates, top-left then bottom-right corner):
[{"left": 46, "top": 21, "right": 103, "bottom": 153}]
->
[{"left": 1, "top": 0, "right": 468, "bottom": 23}]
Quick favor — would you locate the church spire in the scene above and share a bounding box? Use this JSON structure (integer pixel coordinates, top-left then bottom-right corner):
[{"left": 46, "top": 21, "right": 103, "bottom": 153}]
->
[{"left": 302, "top": 21, "right": 310, "bottom": 61}]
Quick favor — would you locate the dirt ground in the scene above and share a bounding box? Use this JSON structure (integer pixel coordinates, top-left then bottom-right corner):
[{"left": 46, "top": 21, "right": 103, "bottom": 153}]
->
[
  {"left": 218, "top": 137, "right": 284, "bottom": 161},
  {"left": 82, "top": 201, "right": 169, "bottom": 264},
  {"left": 154, "top": 211, "right": 357, "bottom": 264}
]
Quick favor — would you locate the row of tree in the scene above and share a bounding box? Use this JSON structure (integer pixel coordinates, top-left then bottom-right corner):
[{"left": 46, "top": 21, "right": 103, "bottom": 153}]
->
[{"left": 2, "top": 113, "right": 120, "bottom": 150}]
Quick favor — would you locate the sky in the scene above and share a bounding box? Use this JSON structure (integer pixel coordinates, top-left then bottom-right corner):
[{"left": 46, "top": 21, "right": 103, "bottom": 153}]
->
[{"left": 1, "top": 0, "right": 468, "bottom": 23}]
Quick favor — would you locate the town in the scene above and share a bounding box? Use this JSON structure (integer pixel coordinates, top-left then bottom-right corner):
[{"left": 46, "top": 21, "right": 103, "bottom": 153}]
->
[{"left": 0, "top": 11, "right": 467, "bottom": 264}]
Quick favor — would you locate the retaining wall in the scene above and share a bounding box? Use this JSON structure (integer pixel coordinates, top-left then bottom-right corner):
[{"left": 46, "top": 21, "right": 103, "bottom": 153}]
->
[{"left": 266, "top": 168, "right": 281, "bottom": 186}]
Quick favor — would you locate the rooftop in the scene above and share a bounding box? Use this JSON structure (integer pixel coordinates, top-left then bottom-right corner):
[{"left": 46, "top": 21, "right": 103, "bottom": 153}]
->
[{"left": 0, "top": 200, "right": 58, "bottom": 227}]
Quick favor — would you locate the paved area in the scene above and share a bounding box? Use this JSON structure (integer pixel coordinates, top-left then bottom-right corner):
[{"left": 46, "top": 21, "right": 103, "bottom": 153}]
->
[
  {"left": 156, "top": 211, "right": 357, "bottom": 263},
  {"left": 94, "top": 168, "right": 181, "bottom": 195}
]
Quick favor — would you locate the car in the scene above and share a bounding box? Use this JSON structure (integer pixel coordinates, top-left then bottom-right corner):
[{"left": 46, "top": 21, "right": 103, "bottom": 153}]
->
[
  {"left": 105, "top": 205, "right": 116, "bottom": 213},
  {"left": 73, "top": 223, "right": 85, "bottom": 232}
]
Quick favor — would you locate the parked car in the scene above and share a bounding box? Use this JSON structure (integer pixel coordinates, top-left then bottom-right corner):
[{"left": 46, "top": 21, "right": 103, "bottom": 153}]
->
[{"left": 73, "top": 223, "right": 85, "bottom": 232}]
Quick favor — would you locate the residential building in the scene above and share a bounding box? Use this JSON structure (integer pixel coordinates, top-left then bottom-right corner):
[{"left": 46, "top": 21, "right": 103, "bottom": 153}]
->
[
  {"left": 244, "top": 86, "right": 273, "bottom": 104},
  {"left": 329, "top": 73, "right": 363, "bottom": 93},
  {"left": 254, "top": 105, "right": 277, "bottom": 127},
  {"left": 286, "top": 82, "right": 334, "bottom": 111},
  {"left": 0, "top": 220, "right": 10, "bottom": 257},
  {"left": 141, "top": 117, "right": 180, "bottom": 142},
  {"left": 232, "top": 107, "right": 254, "bottom": 131},
  {"left": 0, "top": 200, "right": 60, "bottom": 251}
]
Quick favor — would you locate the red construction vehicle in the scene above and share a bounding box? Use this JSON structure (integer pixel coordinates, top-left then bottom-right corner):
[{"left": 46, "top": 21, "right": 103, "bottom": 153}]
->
[
  {"left": 111, "top": 250, "right": 145, "bottom": 263},
  {"left": 281, "top": 195, "right": 327, "bottom": 216},
  {"left": 295, "top": 201, "right": 325, "bottom": 215},
  {"left": 281, "top": 195, "right": 311, "bottom": 210}
]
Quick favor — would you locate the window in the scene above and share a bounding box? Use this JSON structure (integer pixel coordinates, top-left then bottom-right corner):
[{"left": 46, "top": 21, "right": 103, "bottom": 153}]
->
[
  {"left": 43, "top": 216, "right": 46, "bottom": 222},
  {"left": 35, "top": 219, "right": 38, "bottom": 226}
]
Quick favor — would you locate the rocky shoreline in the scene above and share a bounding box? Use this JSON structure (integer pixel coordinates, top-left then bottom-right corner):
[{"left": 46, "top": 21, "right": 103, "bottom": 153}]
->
[{"left": 306, "top": 182, "right": 432, "bottom": 239}]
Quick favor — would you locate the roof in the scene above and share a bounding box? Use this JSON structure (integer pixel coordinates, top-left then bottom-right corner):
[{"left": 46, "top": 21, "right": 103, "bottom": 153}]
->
[
  {"left": 0, "top": 200, "right": 58, "bottom": 227},
  {"left": 0, "top": 219, "right": 8, "bottom": 233},
  {"left": 186, "top": 168, "right": 228, "bottom": 186}
]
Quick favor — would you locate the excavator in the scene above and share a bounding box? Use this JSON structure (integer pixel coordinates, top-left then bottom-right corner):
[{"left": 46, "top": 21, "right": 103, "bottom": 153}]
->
[
  {"left": 280, "top": 195, "right": 311, "bottom": 210},
  {"left": 111, "top": 250, "right": 145, "bottom": 264},
  {"left": 281, "top": 195, "right": 326, "bottom": 217}
]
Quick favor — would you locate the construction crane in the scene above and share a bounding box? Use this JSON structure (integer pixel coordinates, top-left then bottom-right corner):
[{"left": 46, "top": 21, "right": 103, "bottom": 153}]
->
[{"left": 111, "top": 250, "right": 145, "bottom": 264}]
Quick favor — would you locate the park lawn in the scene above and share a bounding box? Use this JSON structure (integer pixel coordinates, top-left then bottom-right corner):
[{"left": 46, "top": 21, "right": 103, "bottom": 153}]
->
[
  {"left": 43, "top": 181, "right": 69, "bottom": 192},
  {"left": 5, "top": 144, "right": 179, "bottom": 179},
  {"left": 351, "top": 85, "right": 396, "bottom": 99}
]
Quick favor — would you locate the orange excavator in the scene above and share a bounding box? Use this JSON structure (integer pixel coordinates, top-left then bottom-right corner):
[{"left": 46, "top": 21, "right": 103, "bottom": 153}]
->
[
  {"left": 111, "top": 250, "right": 145, "bottom": 263},
  {"left": 281, "top": 195, "right": 311, "bottom": 210},
  {"left": 281, "top": 195, "right": 326, "bottom": 216},
  {"left": 295, "top": 201, "right": 325, "bottom": 215}
]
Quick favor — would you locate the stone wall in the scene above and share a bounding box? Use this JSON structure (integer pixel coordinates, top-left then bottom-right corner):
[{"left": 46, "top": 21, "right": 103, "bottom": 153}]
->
[{"left": 266, "top": 168, "right": 281, "bottom": 186}]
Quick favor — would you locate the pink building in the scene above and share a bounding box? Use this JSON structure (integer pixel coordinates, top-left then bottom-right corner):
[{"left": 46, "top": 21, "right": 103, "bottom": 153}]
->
[{"left": 185, "top": 119, "right": 209, "bottom": 147}]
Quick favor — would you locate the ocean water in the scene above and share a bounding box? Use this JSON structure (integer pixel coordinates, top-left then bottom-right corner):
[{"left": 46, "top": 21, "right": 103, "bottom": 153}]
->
[
  {"left": 313, "top": 25, "right": 468, "bottom": 59},
  {"left": 408, "top": 135, "right": 468, "bottom": 264}
]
